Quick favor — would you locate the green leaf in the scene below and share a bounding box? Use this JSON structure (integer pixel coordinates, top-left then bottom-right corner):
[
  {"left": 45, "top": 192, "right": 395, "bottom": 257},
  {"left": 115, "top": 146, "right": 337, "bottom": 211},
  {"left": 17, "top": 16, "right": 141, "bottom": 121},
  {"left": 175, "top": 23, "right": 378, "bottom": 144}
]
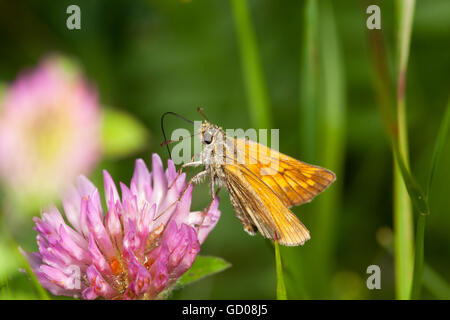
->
[
  {"left": 427, "top": 97, "right": 450, "bottom": 196},
  {"left": 175, "top": 256, "right": 231, "bottom": 289},
  {"left": 101, "top": 108, "right": 149, "bottom": 158},
  {"left": 299, "top": 0, "right": 319, "bottom": 162},
  {"left": 274, "top": 240, "right": 287, "bottom": 300}
]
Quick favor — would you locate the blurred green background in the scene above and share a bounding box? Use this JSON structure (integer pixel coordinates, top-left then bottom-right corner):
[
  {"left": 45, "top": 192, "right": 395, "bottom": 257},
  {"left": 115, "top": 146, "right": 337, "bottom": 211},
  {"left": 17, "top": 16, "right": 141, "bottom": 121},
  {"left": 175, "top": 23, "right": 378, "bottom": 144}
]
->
[{"left": 0, "top": 0, "right": 449, "bottom": 299}]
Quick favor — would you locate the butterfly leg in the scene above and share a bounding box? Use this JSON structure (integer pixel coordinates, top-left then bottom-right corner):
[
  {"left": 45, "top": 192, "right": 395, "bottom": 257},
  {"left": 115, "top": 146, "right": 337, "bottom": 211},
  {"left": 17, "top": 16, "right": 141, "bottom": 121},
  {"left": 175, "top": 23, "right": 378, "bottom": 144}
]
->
[
  {"left": 195, "top": 187, "right": 221, "bottom": 237},
  {"left": 168, "top": 155, "right": 201, "bottom": 190},
  {"left": 210, "top": 170, "right": 216, "bottom": 199},
  {"left": 191, "top": 170, "right": 208, "bottom": 184},
  {"left": 181, "top": 161, "right": 203, "bottom": 168},
  {"left": 204, "top": 187, "right": 221, "bottom": 214},
  {"left": 180, "top": 152, "right": 202, "bottom": 169}
]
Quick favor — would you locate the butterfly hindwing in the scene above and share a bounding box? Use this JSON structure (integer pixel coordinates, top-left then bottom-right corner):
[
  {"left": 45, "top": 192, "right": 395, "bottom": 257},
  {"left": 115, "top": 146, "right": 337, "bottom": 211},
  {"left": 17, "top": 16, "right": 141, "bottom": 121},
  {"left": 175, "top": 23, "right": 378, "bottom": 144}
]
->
[{"left": 223, "top": 163, "right": 311, "bottom": 246}]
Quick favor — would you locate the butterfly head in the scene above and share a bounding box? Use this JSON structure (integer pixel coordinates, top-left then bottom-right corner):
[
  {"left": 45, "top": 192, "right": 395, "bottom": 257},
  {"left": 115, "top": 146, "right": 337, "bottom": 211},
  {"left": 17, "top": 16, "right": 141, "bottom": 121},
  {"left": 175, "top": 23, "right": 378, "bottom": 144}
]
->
[{"left": 199, "top": 121, "right": 224, "bottom": 146}]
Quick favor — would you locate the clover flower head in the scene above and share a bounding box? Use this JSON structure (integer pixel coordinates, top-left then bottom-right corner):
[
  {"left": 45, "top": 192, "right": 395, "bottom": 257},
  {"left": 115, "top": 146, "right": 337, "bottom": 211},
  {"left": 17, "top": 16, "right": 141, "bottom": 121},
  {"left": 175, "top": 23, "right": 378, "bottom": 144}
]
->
[
  {"left": 21, "top": 154, "right": 220, "bottom": 299},
  {"left": 0, "top": 55, "right": 100, "bottom": 200}
]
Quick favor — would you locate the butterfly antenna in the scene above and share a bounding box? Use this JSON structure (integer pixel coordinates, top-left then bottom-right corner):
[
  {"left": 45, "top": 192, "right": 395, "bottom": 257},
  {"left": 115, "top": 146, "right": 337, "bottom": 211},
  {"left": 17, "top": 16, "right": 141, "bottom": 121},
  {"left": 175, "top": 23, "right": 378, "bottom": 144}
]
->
[
  {"left": 197, "top": 107, "right": 210, "bottom": 122},
  {"left": 160, "top": 132, "right": 199, "bottom": 146},
  {"left": 161, "top": 112, "right": 194, "bottom": 158}
]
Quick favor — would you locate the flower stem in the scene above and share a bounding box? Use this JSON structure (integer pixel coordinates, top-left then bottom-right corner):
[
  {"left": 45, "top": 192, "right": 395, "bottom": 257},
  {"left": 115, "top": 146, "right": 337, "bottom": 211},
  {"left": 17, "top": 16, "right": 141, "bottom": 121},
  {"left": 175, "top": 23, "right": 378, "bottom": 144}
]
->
[{"left": 274, "top": 240, "right": 287, "bottom": 300}]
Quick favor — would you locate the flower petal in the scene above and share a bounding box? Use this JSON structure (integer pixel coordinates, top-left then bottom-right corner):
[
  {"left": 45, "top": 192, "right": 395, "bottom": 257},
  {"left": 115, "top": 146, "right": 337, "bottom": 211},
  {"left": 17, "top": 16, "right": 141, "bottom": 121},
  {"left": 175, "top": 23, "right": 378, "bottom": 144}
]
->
[
  {"left": 103, "top": 170, "right": 120, "bottom": 210},
  {"left": 149, "top": 153, "right": 168, "bottom": 209},
  {"left": 62, "top": 185, "right": 82, "bottom": 233},
  {"left": 83, "top": 265, "right": 117, "bottom": 299},
  {"left": 188, "top": 196, "right": 221, "bottom": 244},
  {"left": 88, "top": 233, "right": 113, "bottom": 276},
  {"left": 170, "top": 226, "right": 200, "bottom": 278},
  {"left": 86, "top": 197, "right": 115, "bottom": 259},
  {"left": 130, "top": 158, "right": 152, "bottom": 205},
  {"left": 149, "top": 258, "right": 168, "bottom": 296}
]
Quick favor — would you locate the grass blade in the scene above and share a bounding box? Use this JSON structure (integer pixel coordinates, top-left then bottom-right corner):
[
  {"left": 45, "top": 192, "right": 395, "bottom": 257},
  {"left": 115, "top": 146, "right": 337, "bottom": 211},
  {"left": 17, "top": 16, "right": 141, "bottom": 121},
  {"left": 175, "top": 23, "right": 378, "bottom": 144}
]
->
[
  {"left": 393, "top": 0, "right": 416, "bottom": 299},
  {"left": 368, "top": 24, "right": 428, "bottom": 216},
  {"left": 371, "top": 2, "right": 448, "bottom": 299},
  {"left": 411, "top": 97, "right": 450, "bottom": 298},
  {"left": 274, "top": 240, "right": 287, "bottom": 300},
  {"left": 299, "top": 0, "right": 319, "bottom": 162},
  {"left": 230, "top": 0, "right": 272, "bottom": 129},
  {"left": 279, "top": 0, "right": 319, "bottom": 300},
  {"left": 308, "top": 0, "right": 346, "bottom": 298},
  {"left": 426, "top": 97, "right": 450, "bottom": 196},
  {"left": 410, "top": 214, "right": 426, "bottom": 299}
]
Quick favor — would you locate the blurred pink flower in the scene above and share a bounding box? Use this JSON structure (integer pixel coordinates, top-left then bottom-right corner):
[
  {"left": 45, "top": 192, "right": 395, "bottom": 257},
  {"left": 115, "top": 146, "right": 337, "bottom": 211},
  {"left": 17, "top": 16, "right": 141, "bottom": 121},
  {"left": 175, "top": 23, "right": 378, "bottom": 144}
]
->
[
  {"left": 21, "top": 154, "right": 221, "bottom": 299},
  {"left": 0, "top": 56, "right": 100, "bottom": 201}
]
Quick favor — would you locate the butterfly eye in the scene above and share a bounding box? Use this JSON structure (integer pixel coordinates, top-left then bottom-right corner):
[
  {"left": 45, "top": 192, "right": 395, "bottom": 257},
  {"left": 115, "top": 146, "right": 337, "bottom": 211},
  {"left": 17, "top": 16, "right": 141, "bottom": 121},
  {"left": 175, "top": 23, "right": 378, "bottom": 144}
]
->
[{"left": 203, "top": 132, "right": 213, "bottom": 144}]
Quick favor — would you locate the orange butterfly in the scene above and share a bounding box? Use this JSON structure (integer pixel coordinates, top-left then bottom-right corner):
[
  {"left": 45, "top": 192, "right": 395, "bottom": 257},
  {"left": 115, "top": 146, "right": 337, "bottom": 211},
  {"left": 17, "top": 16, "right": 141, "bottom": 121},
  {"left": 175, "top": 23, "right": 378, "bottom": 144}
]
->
[{"left": 162, "top": 110, "right": 336, "bottom": 246}]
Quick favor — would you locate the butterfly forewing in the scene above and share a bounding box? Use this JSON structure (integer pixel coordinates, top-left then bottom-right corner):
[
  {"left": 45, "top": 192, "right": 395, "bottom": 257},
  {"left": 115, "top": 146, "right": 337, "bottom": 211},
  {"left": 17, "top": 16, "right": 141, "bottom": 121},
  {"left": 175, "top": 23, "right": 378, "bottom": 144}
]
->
[{"left": 234, "top": 138, "right": 336, "bottom": 207}]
